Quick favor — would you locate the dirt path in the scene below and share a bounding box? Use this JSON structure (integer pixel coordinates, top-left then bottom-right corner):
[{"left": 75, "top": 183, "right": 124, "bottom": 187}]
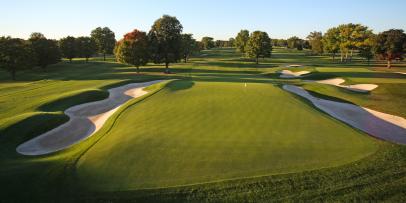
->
[
  {"left": 283, "top": 85, "right": 406, "bottom": 144},
  {"left": 17, "top": 80, "right": 166, "bottom": 156},
  {"left": 316, "top": 78, "right": 378, "bottom": 93}
]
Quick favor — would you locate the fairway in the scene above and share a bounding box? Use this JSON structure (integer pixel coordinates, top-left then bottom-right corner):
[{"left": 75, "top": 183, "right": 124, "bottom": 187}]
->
[{"left": 77, "top": 80, "right": 378, "bottom": 190}]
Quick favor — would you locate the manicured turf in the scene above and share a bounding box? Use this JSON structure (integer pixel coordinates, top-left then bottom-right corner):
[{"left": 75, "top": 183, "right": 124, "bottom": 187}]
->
[
  {"left": 77, "top": 80, "right": 378, "bottom": 190},
  {"left": 0, "top": 47, "right": 405, "bottom": 201}
]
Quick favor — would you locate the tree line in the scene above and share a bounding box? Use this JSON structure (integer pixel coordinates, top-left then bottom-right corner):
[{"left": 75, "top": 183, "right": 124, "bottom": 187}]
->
[
  {"left": 267, "top": 24, "right": 406, "bottom": 68},
  {"left": 0, "top": 27, "right": 116, "bottom": 79},
  {"left": 1, "top": 19, "right": 406, "bottom": 80}
]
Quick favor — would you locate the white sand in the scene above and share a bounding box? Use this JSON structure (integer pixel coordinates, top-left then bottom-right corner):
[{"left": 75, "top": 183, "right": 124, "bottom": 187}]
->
[
  {"left": 16, "top": 80, "right": 166, "bottom": 156},
  {"left": 286, "top": 64, "right": 302, "bottom": 68},
  {"left": 317, "top": 78, "right": 378, "bottom": 92},
  {"left": 279, "top": 70, "right": 311, "bottom": 78},
  {"left": 283, "top": 85, "right": 406, "bottom": 144},
  {"left": 396, "top": 72, "right": 406, "bottom": 75}
]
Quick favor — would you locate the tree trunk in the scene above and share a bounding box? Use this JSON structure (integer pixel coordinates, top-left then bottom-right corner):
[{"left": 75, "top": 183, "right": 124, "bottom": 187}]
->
[
  {"left": 350, "top": 49, "right": 353, "bottom": 62},
  {"left": 136, "top": 66, "right": 140, "bottom": 74},
  {"left": 165, "top": 61, "right": 169, "bottom": 73},
  {"left": 86, "top": 57, "right": 89, "bottom": 63},
  {"left": 387, "top": 59, "right": 392, "bottom": 68},
  {"left": 69, "top": 58, "right": 72, "bottom": 63},
  {"left": 367, "top": 58, "right": 370, "bottom": 66},
  {"left": 340, "top": 52, "right": 343, "bottom": 62},
  {"left": 345, "top": 51, "right": 348, "bottom": 62},
  {"left": 184, "top": 56, "right": 187, "bottom": 63},
  {"left": 332, "top": 53, "right": 335, "bottom": 61},
  {"left": 103, "top": 53, "right": 106, "bottom": 61},
  {"left": 11, "top": 69, "right": 16, "bottom": 80},
  {"left": 256, "top": 56, "right": 259, "bottom": 65}
]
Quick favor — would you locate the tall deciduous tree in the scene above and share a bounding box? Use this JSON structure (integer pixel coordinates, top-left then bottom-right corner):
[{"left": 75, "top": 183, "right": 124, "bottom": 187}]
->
[
  {"left": 0, "top": 37, "right": 35, "bottom": 80},
  {"left": 359, "top": 34, "right": 376, "bottom": 65},
  {"left": 148, "top": 15, "right": 183, "bottom": 73},
  {"left": 235, "top": 30, "right": 249, "bottom": 54},
  {"left": 375, "top": 29, "right": 406, "bottom": 68},
  {"left": 29, "top": 32, "right": 61, "bottom": 70},
  {"left": 246, "top": 31, "right": 272, "bottom": 64},
  {"left": 76, "top": 37, "right": 97, "bottom": 62},
  {"left": 59, "top": 36, "right": 77, "bottom": 62},
  {"left": 287, "top": 36, "right": 303, "bottom": 50},
  {"left": 91, "top": 27, "right": 116, "bottom": 61},
  {"left": 115, "top": 29, "right": 149, "bottom": 73},
  {"left": 322, "top": 27, "right": 340, "bottom": 61},
  {"left": 201, "top": 37, "right": 214, "bottom": 49},
  {"left": 180, "top": 34, "right": 197, "bottom": 63},
  {"left": 337, "top": 23, "right": 372, "bottom": 62},
  {"left": 307, "top": 31, "right": 323, "bottom": 55}
]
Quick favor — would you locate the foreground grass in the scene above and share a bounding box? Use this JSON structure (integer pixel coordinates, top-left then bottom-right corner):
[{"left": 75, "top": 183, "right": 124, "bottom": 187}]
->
[{"left": 0, "top": 48, "right": 405, "bottom": 201}]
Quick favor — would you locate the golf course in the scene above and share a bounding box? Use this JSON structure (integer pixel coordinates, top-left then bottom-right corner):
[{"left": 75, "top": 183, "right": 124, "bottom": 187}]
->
[
  {"left": 1, "top": 1, "right": 406, "bottom": 201},
  {"left": 1, "top": 46, "right": 406, "bottom": 201}
]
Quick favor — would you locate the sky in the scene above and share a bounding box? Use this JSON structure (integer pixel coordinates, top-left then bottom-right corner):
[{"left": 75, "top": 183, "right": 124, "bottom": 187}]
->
[{"left": 1, "top": 0, "right": 406, "bottom": 40}]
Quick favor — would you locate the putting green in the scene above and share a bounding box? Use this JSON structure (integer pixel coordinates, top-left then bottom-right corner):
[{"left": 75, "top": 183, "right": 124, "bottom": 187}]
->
[{"left": 77, "top": 80, "right": 379, "bottom": 190}]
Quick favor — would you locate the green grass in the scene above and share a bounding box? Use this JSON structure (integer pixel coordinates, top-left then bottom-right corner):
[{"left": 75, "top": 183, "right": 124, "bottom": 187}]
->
[
  {"left": 77, "top": 80, "right": 378, "bottom": 190},
  {"left": 0, "top": 47, "right": 405, "bottom": 201}
]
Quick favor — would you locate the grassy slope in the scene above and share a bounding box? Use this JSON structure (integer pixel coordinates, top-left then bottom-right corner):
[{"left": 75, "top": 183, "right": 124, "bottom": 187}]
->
[
  {"left": 0, "top": 47, "right": 405, "bottom": 201},
  {"left": 77, "top": 80, "right": 377, "bottom": 190}
]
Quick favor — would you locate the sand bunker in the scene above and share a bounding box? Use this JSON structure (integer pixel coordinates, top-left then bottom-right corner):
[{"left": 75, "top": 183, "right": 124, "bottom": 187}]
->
[
  {"left": 317, "top": 78, "right": 378, "bottom": 92},
  {"left": 286, "top": 64, "right": 302, "bottom": 68},
  {"left": 396, "top": 72, "right": 406, "bottom": 75},
  {"left": 283, "top": 85, "right": 406, "bottom": 144},
  {"left": 279, "top": 70, "right": 311, "bottom": 78},
  {"left": 17, "top": 80, "right": 166, "bottom": 156}
]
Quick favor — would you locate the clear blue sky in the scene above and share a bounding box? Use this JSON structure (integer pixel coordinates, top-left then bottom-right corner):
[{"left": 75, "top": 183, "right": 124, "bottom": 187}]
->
[{"left": 1, "top": 0, "right": 405, "bottom": 40}]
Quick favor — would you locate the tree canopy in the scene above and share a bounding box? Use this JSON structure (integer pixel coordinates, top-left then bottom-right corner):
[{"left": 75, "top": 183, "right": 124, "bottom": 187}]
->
[
  {"left": 246, "top": 31, "right": 272, "bottom": 64},
  {"left": 115, "top": 29, "right": 150, "bottom": 73},
  {"left": 235, "top": 30, "right": 250, "bottom": 54},
  {"left": 91, "top": 27, "right": 116, "bottom": 61},
  {"left": 0, "top": 37, "right": 35, "bottom": 80},
  {"left": 307, "top": 31, "right": 323, "bottom": 55},
  {"left": 201, "top": 37, "right": 214, "bottom": 49},
  {"left": 375, "top": 29, "right": 406, "bottom": 68},
  {"left": 76, "top": 37, "right": 97, "bottom": 62},
  {"left": 180, "top": 34, "right": 198, "bottom": 63},
  {"left": 59, "top": 36, "right": 77, "bottom": 62},
  {"left": 29, "top": 32, "right": 61, "bottom": 69},
  {"left": 148, "top": 15, "right": 183, "bottom": 73},
  {"left": 287, "top": 36, "right": 304, "bottom": 50}
]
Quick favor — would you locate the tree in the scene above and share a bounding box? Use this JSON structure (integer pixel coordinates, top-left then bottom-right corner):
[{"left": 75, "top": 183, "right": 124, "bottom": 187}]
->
[
  {"left": 115, "top": 29, "right": 149, "bottom": 73},
  {"left": 201, "top": 37, "right": 214, "bottom": 49},
  {"left": 180, "top": 34, "right": 197, "bottom": 63},
  {"left": 323, "top": 27, "right": 340, "bottom": 61},
  {"left": 76, "top": 37, "right": 97, "bottom": 62},
  {"left": 277, "top": 39, "right": 288, "bottom": 47},
  {"left": 246, "top": 31, "right": 272, "bottom": 64},
  {"left": 0, "top": 37, "right": 35, "bottom": 80},
  {"left": 307, "top": 31, "right": 323, "bottom": 55},
  {"left": 359, "top": 34, "right": 376, "bottom": 65},
  {"left": 59, "top": 36, "right": 77, "bottom": 62},
  {"left": 91, "top": 27, "right": 116, "bottom": 61},
  {"left": 235, "top": 30, "right": 250, "bottom": 54},
  {"left": 375, "top": 29, "right": 406, "bottom": 68},
  {"left": 229, "top": 38, "right": 235, "bottom": 47},
  {"left": 148, "top": 15, "right": 183, "bottom": 73},
  {"left": 287, "top": 36, "right": 303, "bottom": 50},
  {"left": 29, "top": 32, "right": 61, "bottom": 70},
  {"left": 337, "top": 23, "right": 372, "bottom": 62}
]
